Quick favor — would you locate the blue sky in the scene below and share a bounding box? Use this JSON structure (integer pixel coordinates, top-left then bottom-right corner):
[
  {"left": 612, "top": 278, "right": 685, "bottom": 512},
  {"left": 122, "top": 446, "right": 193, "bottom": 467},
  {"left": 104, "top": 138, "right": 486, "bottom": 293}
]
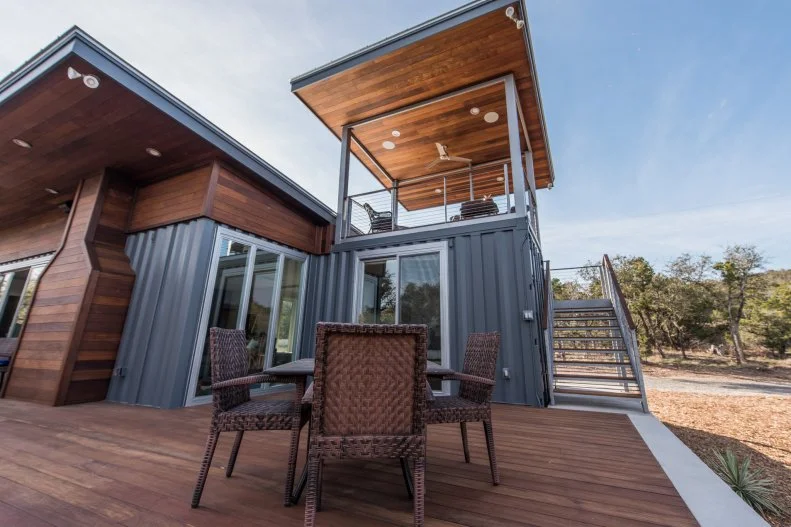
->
[{"left": 2, "top": 0, "right": 789, "bottom": 270}]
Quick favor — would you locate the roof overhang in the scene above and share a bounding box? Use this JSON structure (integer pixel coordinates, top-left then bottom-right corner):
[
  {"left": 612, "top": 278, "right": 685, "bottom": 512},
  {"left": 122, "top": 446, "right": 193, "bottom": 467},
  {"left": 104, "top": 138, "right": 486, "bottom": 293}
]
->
[
  {"left": 0, "top": 27, "right": 335, "bottom": 225},
  {"left": 291, "top": 0, "right": 554, "bottom": 193}
]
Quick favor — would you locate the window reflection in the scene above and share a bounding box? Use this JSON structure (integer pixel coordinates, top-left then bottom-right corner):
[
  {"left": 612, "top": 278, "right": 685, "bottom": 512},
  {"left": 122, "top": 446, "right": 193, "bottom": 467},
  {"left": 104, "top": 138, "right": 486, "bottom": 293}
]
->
[{"left": 272, "top": 258, "right": 304, "bottom": 367}]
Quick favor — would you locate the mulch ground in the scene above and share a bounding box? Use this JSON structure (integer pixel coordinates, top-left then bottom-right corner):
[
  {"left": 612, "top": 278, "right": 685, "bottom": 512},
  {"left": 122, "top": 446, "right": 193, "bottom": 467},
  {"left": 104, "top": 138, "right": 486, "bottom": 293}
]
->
[
  {"left": 648, "top": 390, "right": 791, "bottom": 526},
  {"left": 642, "top": 349, "right": 791, "bottom": 384}
]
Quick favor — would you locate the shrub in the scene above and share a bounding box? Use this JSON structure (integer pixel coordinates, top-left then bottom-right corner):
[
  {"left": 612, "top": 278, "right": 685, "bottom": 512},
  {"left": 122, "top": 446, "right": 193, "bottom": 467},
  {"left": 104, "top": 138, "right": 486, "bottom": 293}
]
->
[{"left": 712, "top": 449, "right": 783, "bottom": 518}]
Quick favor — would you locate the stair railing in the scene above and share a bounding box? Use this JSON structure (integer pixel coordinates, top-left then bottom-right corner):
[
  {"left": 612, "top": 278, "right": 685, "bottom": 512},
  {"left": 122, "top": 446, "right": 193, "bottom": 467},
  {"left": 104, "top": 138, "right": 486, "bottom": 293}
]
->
[
  {"left": 601, "top": 254, "right": 649, "bottom": 412},
  {"left": 542, "top": 260, "right": 555, "bottom": 405}
]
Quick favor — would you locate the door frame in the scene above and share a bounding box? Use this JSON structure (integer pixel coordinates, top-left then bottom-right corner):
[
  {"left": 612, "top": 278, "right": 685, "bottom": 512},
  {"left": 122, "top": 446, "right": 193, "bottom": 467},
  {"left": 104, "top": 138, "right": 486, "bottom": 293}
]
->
[
  {"left": 0, "top": 255, "right": 51, "bottom": 339},
  {"left": 185, "top": 226, "right": 308, "bottom": 407},
  {"left": 351, "top": 241, "right": 451, "bottom": 394}
]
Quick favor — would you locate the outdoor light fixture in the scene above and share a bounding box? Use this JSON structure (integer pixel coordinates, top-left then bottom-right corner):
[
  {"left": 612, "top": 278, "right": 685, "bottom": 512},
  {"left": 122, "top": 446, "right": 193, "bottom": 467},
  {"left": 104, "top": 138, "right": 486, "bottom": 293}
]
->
[
  {"left": 67, "top": 66, "right": 100, "bottom": 89},
  {"left": 469, "top": 107, "right": 480, "bottom": 115},
  {"left": 434, "top": 188, "right": 442, "bottom": 194},
  {"left": 12, "top": 138, "right": 32, "bottom": 148},
  {"left": 44, "top": 188, "right": 59, "bottom": 195},
  {"left": 382, "top": 140, "right": 395, "bottom": 150},
  {"left": 548, "top": 182, "right": 554, "bottom": 189},
  {"left": 497, "top": 176, "right": 504, "bottom": 182},
  {"left": 146, "top": 147, "right": 162, "bottom": 157},
  {"left": 505, "top": 6, "right": 525, "bottom": 29},
  {"left": 391, "top": 130, "right": 401, "bottom": 137},
  {"left": 484, "top": 111, "right": 499, "bottom": 123}
]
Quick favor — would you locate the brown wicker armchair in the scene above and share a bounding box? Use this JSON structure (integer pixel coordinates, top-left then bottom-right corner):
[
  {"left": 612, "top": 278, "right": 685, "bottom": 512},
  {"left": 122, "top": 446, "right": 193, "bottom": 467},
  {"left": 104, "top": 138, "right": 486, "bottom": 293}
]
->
[
  {"left": 426, "top": 332, "right": 500, "bottom": 485},
  {"left": 304, "top": 323, "right": 428, "bottom": 527},
  {"left": 191, "top": 328, "right": 309, "bottom": 508}
]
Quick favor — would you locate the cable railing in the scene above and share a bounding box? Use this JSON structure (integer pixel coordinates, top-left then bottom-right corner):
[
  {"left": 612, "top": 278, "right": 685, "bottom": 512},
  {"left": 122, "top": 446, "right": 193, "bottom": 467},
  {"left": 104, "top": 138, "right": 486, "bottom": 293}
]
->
[
  {"left": 601, "top": 254, "right": 649, "bottom": 412},
  {"left": 343, "top": 161, "right": 537, "bottom": 238},
  {"left": 548, "top": 265, "right": 603, "bottom": 301}
]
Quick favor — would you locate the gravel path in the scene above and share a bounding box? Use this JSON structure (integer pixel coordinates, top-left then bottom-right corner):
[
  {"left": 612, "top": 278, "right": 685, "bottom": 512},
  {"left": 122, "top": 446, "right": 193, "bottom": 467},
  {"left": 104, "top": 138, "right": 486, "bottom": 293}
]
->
[{"left": 645, "top": 373, "right": 791, "bottom": 396}]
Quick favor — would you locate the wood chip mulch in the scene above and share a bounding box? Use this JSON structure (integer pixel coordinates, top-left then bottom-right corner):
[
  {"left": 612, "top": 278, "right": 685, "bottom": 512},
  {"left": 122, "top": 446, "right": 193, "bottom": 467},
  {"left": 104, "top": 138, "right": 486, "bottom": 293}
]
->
[{"left": 648, "top": 390, "right": 791, "bottom": 526}]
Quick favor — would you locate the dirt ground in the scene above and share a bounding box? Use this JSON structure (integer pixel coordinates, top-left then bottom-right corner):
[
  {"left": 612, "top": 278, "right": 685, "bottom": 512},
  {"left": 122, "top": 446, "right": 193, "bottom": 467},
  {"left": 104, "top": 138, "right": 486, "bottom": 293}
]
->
[
  {"left": 648, "top": 389, "right": 790, "bottom": 526},
  {"left": 643, "top": 348, "right": 791, "bottom": 383}
]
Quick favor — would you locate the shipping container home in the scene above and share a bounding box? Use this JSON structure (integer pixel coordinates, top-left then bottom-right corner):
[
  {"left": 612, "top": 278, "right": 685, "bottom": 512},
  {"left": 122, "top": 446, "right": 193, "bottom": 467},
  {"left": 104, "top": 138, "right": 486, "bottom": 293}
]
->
[{"left": 0, "top": 0, "right": 555, "bottom": 408}]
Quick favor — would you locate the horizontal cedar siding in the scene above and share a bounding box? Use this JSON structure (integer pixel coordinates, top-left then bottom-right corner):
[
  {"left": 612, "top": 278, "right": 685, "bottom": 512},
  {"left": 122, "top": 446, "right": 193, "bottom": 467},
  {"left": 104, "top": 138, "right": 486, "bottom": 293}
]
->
[
  {"left": 0, "top": 209, "right": 67, "bottom": 264},
  {"left": 127, "top": 165, "right": 212, "bottom": 232},
  {"left": 209, "top": 166, "right": 319, "bottom": 254}
]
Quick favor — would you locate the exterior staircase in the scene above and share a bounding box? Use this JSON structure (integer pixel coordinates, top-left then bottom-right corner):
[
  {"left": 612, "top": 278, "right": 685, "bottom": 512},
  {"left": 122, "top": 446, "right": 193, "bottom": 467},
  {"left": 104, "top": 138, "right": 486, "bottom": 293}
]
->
[
  {"left": 542, "top": 256, "right": 649, "bottom": 412},
  {"left": 552, "top": 299, "right": 643, "bottom": 400}
]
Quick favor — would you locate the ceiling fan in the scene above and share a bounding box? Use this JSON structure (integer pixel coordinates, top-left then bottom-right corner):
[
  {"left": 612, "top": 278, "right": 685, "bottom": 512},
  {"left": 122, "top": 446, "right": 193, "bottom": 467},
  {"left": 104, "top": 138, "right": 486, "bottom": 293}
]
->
[{"left": 425, "top": 143, "right": 472, "bottom": 170}]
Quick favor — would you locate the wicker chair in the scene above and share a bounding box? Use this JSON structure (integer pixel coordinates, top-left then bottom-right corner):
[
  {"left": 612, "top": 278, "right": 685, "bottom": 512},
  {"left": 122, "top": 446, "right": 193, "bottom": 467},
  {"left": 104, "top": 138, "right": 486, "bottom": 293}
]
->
[
  {"left": 191, "top": 328, "right": 309, "bottom": 508},
  {"left": 304, "top": 323, "right": 428, "bottom": 527},
  {"left": 426, "top": 332, "right": 500, "bottom": 485}
]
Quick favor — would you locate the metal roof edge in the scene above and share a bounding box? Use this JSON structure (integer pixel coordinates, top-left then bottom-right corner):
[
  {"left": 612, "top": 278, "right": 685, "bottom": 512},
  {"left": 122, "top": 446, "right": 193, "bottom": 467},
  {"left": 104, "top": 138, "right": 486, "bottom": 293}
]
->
[{"left": 0, "top": 27, "right": 336, "bottom": 224}]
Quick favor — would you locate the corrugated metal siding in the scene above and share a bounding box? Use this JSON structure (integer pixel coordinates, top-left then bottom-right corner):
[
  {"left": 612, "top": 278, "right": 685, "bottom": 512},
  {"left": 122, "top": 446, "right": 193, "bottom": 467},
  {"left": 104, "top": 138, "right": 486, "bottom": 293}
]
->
[
  {"left": 299, "top": 218, "right": 547, "bottom": 406},
  {"left": 107, "top": 219, "right": 216, "bottom": 408}
]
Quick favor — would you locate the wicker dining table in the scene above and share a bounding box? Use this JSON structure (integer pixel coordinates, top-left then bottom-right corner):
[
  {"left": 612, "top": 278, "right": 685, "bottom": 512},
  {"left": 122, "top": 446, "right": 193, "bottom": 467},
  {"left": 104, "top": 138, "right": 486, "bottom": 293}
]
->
[{"left": 263, "top": 357, "right": 455, "bottom": 504}]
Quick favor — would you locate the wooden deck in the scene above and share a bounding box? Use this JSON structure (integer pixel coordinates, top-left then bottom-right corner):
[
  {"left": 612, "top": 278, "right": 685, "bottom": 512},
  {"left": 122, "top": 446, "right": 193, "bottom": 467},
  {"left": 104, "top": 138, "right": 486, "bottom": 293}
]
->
[{"left": 0, "top": 399, "right": 698, "bottom": 526}]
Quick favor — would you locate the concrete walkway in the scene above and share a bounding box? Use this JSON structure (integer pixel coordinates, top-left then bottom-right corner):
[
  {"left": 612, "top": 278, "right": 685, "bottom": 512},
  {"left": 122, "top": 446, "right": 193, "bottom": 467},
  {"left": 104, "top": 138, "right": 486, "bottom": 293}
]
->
[{"left": 645, "top": 373, "right": 791, "bottom": 396}]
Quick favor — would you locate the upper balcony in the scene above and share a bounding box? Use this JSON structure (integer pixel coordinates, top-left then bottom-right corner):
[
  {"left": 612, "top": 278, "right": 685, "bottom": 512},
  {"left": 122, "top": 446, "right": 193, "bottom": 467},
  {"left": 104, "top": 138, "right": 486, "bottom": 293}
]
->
[
  {"left": 290, "top": 1, "right": 556, "bottom": 246},
  {"left": 336, "top": 76, "right": 542, "bottom": 243}
]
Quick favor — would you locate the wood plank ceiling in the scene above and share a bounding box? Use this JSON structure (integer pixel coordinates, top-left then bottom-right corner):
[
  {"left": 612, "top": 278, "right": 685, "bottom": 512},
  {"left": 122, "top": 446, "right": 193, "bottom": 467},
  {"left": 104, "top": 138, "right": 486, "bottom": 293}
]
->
[
  {"left": 294, "top": 2, "right": 552, "bottom": 205},
  {"left": 0, "top": 58, "right": 222, "bottom": 227}
]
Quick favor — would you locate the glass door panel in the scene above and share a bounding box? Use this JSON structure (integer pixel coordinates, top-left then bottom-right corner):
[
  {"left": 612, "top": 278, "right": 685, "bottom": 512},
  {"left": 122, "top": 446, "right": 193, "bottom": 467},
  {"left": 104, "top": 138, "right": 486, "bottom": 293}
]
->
[
  {"left": 271, "top": 257, "right": 304, "bottom": 367},
  {"left": 399, "top": 253, "right": 443, "bottom": 389},
  {"left": 8, "top": 266, "right": 44, "bottom": 338},
  {"left": 0, "top": 270, "right": 30, "bottom": 337},
  {"left": 358, "top": 259, "right": 397, "bottom": 324},
  {"left": 244, "top": 250, "right": 279, "bottom": 386},
  {"left": 194, "top": 241, "right": 250, "bottom": 397}
]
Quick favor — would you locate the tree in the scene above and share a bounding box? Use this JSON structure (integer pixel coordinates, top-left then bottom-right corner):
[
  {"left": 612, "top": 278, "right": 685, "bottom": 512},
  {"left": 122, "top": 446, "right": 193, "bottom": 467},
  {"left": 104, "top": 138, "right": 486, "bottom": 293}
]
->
[
  {"left": 746, "top": 283, "right": 791, "bottom": 357},
  {"left": 713, "top": 245, "right": 766, "bottom": 364},
  {"left": 611, "top": 256, "right": 666, "bottom": 358}
]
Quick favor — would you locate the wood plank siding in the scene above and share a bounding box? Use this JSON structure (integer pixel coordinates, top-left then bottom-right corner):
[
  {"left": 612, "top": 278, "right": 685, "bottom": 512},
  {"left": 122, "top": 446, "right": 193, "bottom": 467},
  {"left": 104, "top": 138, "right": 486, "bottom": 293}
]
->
[
  {"left": 0, "top": 400, "right": 698, "bottom": 526},
  {"left": 127, "top": 164, "right": 214, "bottom": 232},
  {"left": 5, "top": 171, "right": 135, "bottom": 405},
  {"left": 0, "top": 209, "right": 68, "bottom": 264},
  {"left": 128, "top": 162, "right": 333, "bottom": 254}
]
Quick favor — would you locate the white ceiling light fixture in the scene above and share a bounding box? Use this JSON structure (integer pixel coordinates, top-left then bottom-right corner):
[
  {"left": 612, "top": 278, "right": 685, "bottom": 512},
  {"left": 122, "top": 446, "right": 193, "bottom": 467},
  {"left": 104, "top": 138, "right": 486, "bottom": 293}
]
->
[
  {"left": 505, "top": 6, "right": 525, "bottom": 29},
  {"left": 45, "top": 188, "right": 59, "bottom": 195},
  {"left": 12, "top": 138, "right": 32, "bottom": 149},
  {"left": 67, "top": 66, "right": 100, "bottom": 89},
  {"left": 469, "top": 107, "right": 480, "bottom": 116},
  {"left": 391, "top": 130, "right": 401, "bottom": 137},
  {"left": 146, "top": 147, "right": 162, "bottom": 157},
  {"left": 484, "top": 111, "right": 499, "bottom": 123},
  {"left": 382, "top": 140, "right": 396, "bottom": 150},
  {"left": 434, "top": 188, "right": 442, "bottom": 194},
  {"left": 497, "top": 176, "right": 504, "bottom": 182}
]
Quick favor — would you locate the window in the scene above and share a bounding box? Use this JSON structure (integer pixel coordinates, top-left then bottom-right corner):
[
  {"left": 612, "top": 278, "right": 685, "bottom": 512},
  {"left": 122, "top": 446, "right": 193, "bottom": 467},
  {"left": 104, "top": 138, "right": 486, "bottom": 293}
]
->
[
  {"left": 352, "top": 242, "right": 450, "bottom": 392},
  {"left": 186, "top": 228, "right": 308, "bottom": 405},
  {"left": 0, "top": 257, "right": 49, "bottom": 340}
]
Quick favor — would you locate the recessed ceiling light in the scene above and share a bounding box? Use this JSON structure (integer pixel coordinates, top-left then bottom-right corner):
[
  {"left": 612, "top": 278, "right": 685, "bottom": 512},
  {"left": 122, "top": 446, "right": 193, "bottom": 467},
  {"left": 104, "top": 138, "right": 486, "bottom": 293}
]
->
[
  {"left": 484, "top": 111, "right": 499, "bottom": 123},
  {"left": 146, "top": 147, "right": 162, "bottom": 157},
  {"left": 434, "top": 189, "right": 442, "bottom": 194},
  {"left": 382, "top": 140, "right": 395, "bottom": 150},
  {"left": 391, "top": 130, "right": 401, "bottom": 137},
  {"left": 497, "top": 176, "right": 504, "bottom": 182},
  {"left": 470, "top": 107, "right": 480, "bottom": 115},
  {"left": 12, "top": 138, "right": 32, "bottom": 149},
  {"left": 45, "top": 188, "right": 59, "bottom": 195}
]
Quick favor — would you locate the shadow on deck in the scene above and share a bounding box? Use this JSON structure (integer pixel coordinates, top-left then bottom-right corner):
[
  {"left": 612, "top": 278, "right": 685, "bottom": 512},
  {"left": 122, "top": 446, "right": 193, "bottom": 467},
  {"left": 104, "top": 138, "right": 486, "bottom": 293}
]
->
[{"left": 0, "top": 399, "right": 698, "bottom": 526}]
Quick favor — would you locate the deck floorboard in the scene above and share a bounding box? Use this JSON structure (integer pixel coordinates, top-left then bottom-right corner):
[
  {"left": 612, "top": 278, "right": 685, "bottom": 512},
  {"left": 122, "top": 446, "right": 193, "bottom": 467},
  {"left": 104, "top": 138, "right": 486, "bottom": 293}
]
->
[{"left": 0, "top": 399, "right": 698, "bottom": 526}]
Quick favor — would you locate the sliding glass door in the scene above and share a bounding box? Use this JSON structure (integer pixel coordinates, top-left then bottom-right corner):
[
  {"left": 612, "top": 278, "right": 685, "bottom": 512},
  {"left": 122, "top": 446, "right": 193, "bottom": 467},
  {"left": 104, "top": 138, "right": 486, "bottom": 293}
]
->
[
  {"left": 353, "top": 242, "right": 450, "bottom": 393},
  {"left": 187, "top": 228, "right": 307, "bottom": 405}
]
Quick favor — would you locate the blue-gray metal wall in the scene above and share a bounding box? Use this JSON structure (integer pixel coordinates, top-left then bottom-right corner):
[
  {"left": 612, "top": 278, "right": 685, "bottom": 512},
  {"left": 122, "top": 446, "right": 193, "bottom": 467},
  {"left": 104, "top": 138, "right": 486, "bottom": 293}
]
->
[
  {"left": 107, "top": 219, "right": 216, "bottom": 408},
  {"left": 299, "top": 217, "right": 548, "bottom": 406}
]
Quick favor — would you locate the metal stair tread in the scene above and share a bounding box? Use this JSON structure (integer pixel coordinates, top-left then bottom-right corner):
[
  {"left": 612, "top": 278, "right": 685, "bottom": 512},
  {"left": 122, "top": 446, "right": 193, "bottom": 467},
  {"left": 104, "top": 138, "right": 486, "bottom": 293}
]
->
[
  {"left": 555, "top": 360, "right": 633, "bottom": 366},
  {"left": 554, "top": 348, "right": 628, "bottom": 354},
  {"left": 555, "top": 374, "right": 637, "bottom": 381},
  {"left": 553, "top": 316, "right": 618, "bottom": 322},
  {"left": 553, "top": 387, "right": 643, "bottom": 399},
  {"left": 553, "top": 336, "right": 625, "bottom": 341},
  {"left": 553, "top": 326, "right": 621, "bottom": 330}
]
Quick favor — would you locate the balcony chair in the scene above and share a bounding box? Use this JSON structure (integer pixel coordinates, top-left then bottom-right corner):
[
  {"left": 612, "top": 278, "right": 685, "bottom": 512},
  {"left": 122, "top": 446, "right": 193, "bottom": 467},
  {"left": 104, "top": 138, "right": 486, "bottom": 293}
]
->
[
  {"left": 425, "top": 332, "right": 501, "bottom": 485},
  {"left": 460, "top": 196, "right": 499, "bottom": 220},
  {"left": 362, "top": 203, "right": 394, "bottom": 233},
  {"left": 304, "top": 323, "right": 428, "bottom": 527},
  {"left": 191, "top": 328, "right": 309, "bottom": 508}
]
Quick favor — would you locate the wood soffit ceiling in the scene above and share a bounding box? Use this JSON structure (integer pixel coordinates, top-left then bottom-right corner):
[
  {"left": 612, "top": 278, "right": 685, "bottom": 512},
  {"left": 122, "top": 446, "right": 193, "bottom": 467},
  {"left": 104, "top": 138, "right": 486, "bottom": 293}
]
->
[{"left": 294, "top": 3, "right": 552, "bottom": 193}]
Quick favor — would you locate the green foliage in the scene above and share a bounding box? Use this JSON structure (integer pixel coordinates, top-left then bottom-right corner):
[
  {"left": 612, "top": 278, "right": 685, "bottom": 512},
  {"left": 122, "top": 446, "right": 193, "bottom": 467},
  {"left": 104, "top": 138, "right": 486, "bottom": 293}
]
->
[
  {"left": 712, "top": 449, "right": 783, "bottom": 518},
  {"left": 746, "top": 283, "right": 791, "bottom": 356}
]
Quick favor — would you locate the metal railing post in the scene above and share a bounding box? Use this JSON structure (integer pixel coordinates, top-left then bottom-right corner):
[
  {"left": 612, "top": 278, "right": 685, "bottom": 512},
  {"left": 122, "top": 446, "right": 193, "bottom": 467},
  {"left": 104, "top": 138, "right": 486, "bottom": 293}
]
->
[{"left": 443, "top": 176, "right": 448, "bottom": 223}]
